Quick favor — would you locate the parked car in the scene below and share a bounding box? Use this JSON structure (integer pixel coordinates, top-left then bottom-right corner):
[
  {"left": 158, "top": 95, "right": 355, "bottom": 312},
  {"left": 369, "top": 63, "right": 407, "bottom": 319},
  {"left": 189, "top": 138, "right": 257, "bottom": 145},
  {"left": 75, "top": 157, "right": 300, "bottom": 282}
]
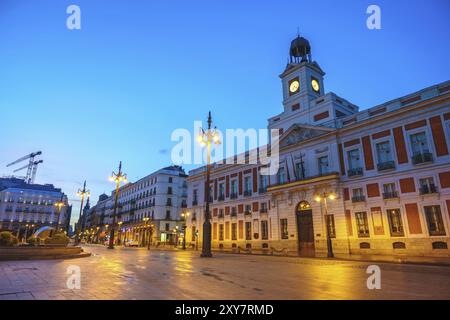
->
[{"left": 125, "top": 240, "right": 139, "bottom": 247}]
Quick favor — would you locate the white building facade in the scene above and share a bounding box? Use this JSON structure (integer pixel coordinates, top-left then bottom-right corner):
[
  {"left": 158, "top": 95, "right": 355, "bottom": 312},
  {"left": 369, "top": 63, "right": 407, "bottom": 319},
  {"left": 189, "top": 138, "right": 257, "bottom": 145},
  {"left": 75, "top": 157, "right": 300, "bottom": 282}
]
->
[
  {"left": 0, "top": 177, "right": 71, "bottom": 239},
  {"left": 108, "top": 165, "right": 188, "bottom": 246},
  {"left": 186, "top": 36, "right": 450, "bottom": 258}
]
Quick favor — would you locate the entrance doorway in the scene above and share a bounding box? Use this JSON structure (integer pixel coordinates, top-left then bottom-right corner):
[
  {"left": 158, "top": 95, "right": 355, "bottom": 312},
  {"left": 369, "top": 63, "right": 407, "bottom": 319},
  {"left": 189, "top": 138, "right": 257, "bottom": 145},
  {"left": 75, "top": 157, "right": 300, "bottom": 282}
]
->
[{"left": 296, "top": 201, "right": 315, "bottom": 257}]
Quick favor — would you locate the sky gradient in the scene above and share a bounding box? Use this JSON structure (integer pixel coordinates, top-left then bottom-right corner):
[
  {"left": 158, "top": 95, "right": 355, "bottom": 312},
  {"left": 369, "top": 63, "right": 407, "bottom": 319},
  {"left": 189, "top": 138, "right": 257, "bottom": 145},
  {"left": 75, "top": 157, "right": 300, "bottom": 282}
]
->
[{"left": 1, "top": 0, "right": 449, "bottom": 226}]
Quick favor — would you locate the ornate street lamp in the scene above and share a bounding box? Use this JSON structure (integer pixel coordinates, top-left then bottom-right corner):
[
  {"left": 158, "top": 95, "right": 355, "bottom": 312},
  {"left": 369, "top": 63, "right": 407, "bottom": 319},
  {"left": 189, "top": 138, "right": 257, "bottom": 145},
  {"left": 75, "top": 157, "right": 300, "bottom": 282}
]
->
[
  {"left": 197, "top": 111, "right": 221, "bottom": 258},
  {"left": 54, "top": 196, "right": 65, "bottom": 234},
  {"left": 108, "top": 161, "right": 127, "bottom": 249},
  {"left": 180, "top": 211, "right": 190, "bottom": 250},
  {"left": 75, "top": 181, "right": 90, "bottom": 245},
  {"left": 315, "top": 192, "right": 336, "bottom": 258}
]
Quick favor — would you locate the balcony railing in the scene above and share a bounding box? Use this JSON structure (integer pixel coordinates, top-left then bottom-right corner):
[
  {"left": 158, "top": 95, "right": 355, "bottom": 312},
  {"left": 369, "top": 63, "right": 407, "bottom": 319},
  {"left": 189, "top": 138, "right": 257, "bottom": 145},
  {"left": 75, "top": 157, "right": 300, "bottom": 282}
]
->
[
  {"left": 412, "top": 152, "right": 433, "bottom": 165},
  {"left": 351, "top": 195, "right": 366, "bottom": 203},
  {"left": 218, "top": 213, "right": 224, "bottom": 219},
  {"left": 348, "top": 167, "right": 363, "bottom": 177},
  {"left": 383, "top": 191, "right": 399, "bottom": 199},
  {"left": 260, "top": 208, "right": 268, "bottom": 213},
  {"left": 218, "top": 195, "right": 225, "bottom": 202},
  {"left": 230, "top": 193, "right": 238, "bottom": 199},
  {"left": 420, "top": 184, "right": 438, "bottom": 195},
  {"left": 244, "top": 210, "right": 252, "bottom": 215},
  {"left": 377, "top": 161, "right": 396, "bottom": 171},
  {"left": 244, "top": 190, "right": 252, "bottom": 197},
  {"left": 231, "top": 211, "right": 237, "bottom": 217}
]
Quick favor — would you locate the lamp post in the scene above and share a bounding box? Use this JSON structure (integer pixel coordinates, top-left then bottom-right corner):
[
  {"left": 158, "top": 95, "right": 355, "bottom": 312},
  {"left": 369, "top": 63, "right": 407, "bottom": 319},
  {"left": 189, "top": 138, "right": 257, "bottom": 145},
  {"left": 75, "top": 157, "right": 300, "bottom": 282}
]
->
[
  {"left": 197, "top": 111, "right": 221, "bottom": 258},
  {"left": 23, "top": 224, "right": 29, "bottom": 243},
  {"left": 143, "top": 217, "right": 150, "bottom": 247},
  {"left": 54, "top": 197, "right": 65, "bottom": 234},
  {"left": 117, "top": 221, "right": 123, "bottom": 246},
  {"left": 148, "top": 223, "right": 154, "bottom": 251},
  {"left": 180, "top": 211, "right": 190, "bottom": 250},
  {"left": 108, "top": 161, "right": 127, "bottom": 249},
  {"left": 75, "top": 181, "right": 90, "bottom": 246},
  {"left": 315, "top": 192, "right": 336, "bottom": 258}
]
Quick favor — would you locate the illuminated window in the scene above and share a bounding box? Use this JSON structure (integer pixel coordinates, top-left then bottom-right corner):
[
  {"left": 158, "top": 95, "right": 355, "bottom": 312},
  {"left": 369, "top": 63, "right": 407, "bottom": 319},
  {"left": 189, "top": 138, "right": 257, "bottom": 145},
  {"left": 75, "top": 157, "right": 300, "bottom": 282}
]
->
[
  {"left": 261, "top": 220, "right": 269, "bottom": 240},
  {"left": 245, "top": 222, "right": 252, "bottom": 240},
  {"left": 231, "top": 223, "right": 237, "bottom": 240},
  {"left": 387, "top": 209, "right": 404, "bottom": 237},
  {"left": 355, "top": 212, "right": 370, "bottom": 238},
  {"left": 424, "top": 206, "right": 446, "bottom": 236}
]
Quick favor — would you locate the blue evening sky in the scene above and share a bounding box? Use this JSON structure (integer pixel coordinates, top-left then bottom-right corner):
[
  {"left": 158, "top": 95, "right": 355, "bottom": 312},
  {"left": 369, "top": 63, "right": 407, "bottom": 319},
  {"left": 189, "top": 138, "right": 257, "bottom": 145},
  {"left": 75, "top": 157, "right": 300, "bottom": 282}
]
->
[{"left": 0, "top": 0, "right": 449, "bottom": 225}]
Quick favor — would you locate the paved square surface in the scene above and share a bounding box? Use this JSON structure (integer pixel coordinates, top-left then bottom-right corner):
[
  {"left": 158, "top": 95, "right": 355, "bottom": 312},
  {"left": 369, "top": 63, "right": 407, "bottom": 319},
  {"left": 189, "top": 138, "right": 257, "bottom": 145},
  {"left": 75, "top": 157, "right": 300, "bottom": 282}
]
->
[{"left": 1, "top": 245, "right": 449, "bottom": 300}]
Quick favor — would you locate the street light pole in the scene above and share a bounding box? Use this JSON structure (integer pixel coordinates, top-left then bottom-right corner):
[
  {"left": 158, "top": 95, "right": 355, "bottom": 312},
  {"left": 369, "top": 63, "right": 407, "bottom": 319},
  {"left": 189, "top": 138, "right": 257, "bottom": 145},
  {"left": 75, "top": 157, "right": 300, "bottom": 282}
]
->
[
  {"left": 315, "top": 192, "right": 335, "bottom": 258},
  {"left": 54, "top": 196, "right": 65, "bottom": 234},
  {"left": 181, "top": 211, "right": 190, "bottom": 250},
  {"left": 197, "top": 111, "right": 221, "bottom": 258},
  {"left": 75, "top": 181, "right": 90, "bottom": 246},
  {"left": 108, "top": 161, "right": 127, "bottom": 250}
]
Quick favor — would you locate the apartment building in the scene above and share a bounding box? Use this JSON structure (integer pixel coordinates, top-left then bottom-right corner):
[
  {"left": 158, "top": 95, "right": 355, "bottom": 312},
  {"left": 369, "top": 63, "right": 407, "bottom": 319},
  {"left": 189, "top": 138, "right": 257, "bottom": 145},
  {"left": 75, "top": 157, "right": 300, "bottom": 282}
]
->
[
  {"left": 0, "top": 177, "right": 71, "bottom": 239},
  {"left": 104, "top": 165, "right": 189, "bottom": 246}
]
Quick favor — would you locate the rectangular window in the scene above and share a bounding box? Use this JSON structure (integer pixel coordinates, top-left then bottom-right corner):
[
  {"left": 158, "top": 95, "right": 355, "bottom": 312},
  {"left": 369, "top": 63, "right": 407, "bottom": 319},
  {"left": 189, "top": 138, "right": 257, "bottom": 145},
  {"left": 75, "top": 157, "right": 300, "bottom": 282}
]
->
[
  {"left": 260, "top": 202, "right": 268, "bottom": 213},
  {"left": 259, "top": 175, "right": 268, "bottom": 192},
  {"left": 410, "top": 132, "right": 429, "bottom": 155},
  {"left": 383, "top": 183, "right": 398, "bottom": 199},
  {"left": 318, "top": 156, "right": 329, "bottom": 175},
  {"left": 277, "top": 167, "right": 286, "bottom": 184},
  {"left": 387, "top": 209, "right": 404, "bottom": 237},
  {"left": 295, "top": 159, "right": 306, "bottom": 179},
  {"left": 193, "top": 189, "right": 198, "bottom": 202},
  {"left": 219, "top": 224, "right": 224, "bottom": 241},
  {"left": 424, "top": 206, "right": 446, "bottom": 236},
  {"left": 347, "top": 149, "right": 360, "bottom": 170},
  {"left": 231, "top": 179, "right": 238, "bottom": 196},
  {"left": 280, "top": 218, "right": 289, "bottom": 239},
  {"left": 218, "top": 183, "right": 225, "bottom": 199},
  {"left": 231, "top": 223, "right": 237, "bottom": 240},
  {"left": 352, "top": 188, "right": 365, "bottom": 202},
  {"left": 376, "top": 141, "right": 392, "bottom": 163},
  {"left": 245, "top": 222, "right": 252, "bottom": 240},
  {"left": 244, "top": 176, "right": 252, "bottom": 193},
  {"left": 261, "top": 220, "right": 268, "bottom": 240},
  {"left": 419, "top": 177, "right": 437, "bottom": 194},
  {"left": 355, "top": 212, "right": 370, "bottom": 238}
]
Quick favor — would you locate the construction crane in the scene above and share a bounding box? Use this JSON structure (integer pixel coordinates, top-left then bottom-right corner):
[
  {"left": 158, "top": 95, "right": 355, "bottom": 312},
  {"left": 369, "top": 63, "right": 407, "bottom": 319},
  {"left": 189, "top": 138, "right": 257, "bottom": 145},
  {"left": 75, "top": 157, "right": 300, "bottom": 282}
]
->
[
  {"left": 7, "top": 151, "right": 43, "bottom": 184},
  {"left": 13, "top": 160, "right": 43, "bottom": 184}
]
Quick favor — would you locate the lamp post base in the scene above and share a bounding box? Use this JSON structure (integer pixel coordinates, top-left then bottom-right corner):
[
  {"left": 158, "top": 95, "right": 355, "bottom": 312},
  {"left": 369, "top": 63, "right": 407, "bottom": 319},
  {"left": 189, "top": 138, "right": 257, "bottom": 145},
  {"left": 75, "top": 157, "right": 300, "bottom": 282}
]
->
[{"left": 200, "top": 252, "right": 213, "bottom": 258}]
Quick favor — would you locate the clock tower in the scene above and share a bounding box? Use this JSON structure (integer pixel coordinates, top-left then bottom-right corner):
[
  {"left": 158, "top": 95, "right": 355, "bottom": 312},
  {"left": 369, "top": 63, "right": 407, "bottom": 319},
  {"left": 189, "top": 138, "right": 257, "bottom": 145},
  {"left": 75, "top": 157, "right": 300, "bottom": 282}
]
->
[{"left": 280, "top": 35, "right": 325, "bottom": 113}]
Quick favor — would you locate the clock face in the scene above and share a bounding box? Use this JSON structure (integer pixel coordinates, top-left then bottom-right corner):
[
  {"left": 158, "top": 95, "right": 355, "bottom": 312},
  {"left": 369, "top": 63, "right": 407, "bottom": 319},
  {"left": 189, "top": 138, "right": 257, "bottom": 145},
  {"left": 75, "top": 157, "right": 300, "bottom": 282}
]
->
[
  {"left": 289, "top": 78, "right": 300, "bottom": 95},
  {"left": 311, "top": 78, "right": 320, "bottom": 93}
]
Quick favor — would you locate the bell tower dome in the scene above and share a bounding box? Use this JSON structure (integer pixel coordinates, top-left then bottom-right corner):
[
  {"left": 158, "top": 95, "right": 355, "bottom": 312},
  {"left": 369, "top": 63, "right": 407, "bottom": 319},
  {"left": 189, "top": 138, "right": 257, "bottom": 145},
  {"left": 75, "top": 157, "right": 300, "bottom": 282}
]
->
[{"left": 280, "top": 34, "right": 325, "bottom": 111}]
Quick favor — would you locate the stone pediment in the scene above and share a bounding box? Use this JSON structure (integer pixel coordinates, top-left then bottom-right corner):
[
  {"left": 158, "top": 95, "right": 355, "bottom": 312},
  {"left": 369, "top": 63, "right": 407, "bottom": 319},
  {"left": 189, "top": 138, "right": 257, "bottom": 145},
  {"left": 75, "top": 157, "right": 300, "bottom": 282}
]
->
[{"left": 279, "top": 124, "right": 332, "bottom": 148}]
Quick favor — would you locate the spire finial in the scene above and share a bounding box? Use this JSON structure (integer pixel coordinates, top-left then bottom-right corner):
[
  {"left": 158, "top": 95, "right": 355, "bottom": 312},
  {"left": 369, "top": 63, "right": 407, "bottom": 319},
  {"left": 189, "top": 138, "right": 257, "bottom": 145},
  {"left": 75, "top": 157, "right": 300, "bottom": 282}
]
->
[{"left": 207, "top": 111, "right": 212, "bottom": 130}]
